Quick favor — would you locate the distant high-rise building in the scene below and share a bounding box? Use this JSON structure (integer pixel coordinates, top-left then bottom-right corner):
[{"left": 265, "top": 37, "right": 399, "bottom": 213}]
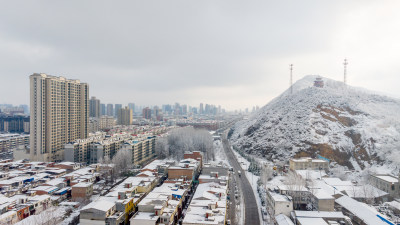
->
[
  {"left": 106, "top": 104, "right": 114, "bottom": 116},
  {"left": 162, "top": 104, "right": 172, "bottom": 115},
  {"left": 182, "top": 104, "right": 187, "bottom": 115},
  {"left": 128, "top": 103, "right": 135, "bottom": 114},
  {"left": 0, "top": 115, "right": 30, "bottom": 133},
  {"left": 142, "top": 107, "right": 152, "bottom": 120},
  {"left": 117, "top": 106, "right": 133, "bottom": 125},
  {"left": 192, "top": 107, "right": 198, "bottom": 114},
  {"left": 89, "top": 96, "right": 101, "bottom": 118},
  {"left": 20, "top": 104, "right": 29, "bottom": 114},
  {"left": 100, "top": 104, "right": 106, "bottom": 116},
  {"left": 114, "top": 104, "right": 122, "bottom": 118},
  {"left": 30, "top": 73, "right": 89, "bottom": 162},
  {"left": 199, "top": 103, "right": 204, "bottom": 114}
]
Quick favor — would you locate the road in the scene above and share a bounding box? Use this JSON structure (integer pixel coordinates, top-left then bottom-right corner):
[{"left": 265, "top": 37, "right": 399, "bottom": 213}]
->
[{"left": 222, "top": 133, "right": 260, "bottom": 225}]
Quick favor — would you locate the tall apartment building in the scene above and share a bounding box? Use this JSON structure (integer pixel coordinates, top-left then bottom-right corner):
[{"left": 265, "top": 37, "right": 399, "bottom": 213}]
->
[
  {"left": 114, "top": 104, "right": 122, "bottom": 118},
  {"left": 128, "top": 103, "right": 135, "bottom": 114},
  {"left": 100, "top": 104, "right": 106, "bottom": 116},
  {"left": 30, "top": 73, "right": 89, "bottom": 162},
  {"left": 117, "top": 106, "right": 132, "bottom": 125},
  {"left": 106, "top": 104, "right": 114, "bottom": 117},
  {"left": 89, "top": 96, "right": 101, "bottom": 118},
  {"left": 142, "top": 107, "right": 151, "bottom": 120}
]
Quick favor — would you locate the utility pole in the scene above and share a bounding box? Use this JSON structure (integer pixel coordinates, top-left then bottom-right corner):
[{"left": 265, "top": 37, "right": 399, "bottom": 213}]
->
[
  {"left": 343, "top": 59, "right": 348, "bottom": 85},
  {"left": 290, "top": 64, "right": 293, "bottom": 94}
]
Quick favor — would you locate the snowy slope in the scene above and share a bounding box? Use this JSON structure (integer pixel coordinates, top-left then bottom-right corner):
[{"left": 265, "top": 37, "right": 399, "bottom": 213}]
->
[{"left": 230, "top": 75, "right": 400, "bottom": 170}]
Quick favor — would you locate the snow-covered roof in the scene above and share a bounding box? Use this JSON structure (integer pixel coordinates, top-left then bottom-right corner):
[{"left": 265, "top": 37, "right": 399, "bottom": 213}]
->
[
  {"left": 335, "top": 195, "right": 391, "bottom": 225},
  {"left": 294, "top": 210, "right": 344, "bottom": 219},
  {"left": 81, "top": 200, "right": 115, "bottom": 212},
  {"left": 312, "top": 189, "right": 334, "bottom": 200},
  {"left": 375, "top": 175, "right": 398, "bottom": 183},
  {"left": 131, "top": 212, "right": 159, "bottom": 221},
  {"left": 297, "top": 217, "right": 328, "bottom": 225},
  {"left": 45, "top": 178, "right": 65, "bottom": 186},
  {"left": 269, "top": 191, "right": 291, "bottom": 202},
  {"left": 278, "top": 185, "right": 308, "bottom": 192},
  {"left": 386, "top": 201, "right": 400, "bottom": 210},
  {"left": 322, "top": 178, "right": 353, "bottom": 186},
  {"left": 275, "top": 214, "right": 294, "bottom": 225},
  {"left": 341, "top": 185, "right": 388, "bottom": 198},
  {"left": 72, "top": 182, "right": 92, "bottom": 188}
]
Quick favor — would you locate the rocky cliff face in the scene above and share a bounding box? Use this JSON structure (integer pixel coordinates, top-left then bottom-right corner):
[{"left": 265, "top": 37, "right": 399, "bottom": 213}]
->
[{"left": 230, "top": 75, "right": 400, "bottom": 170}]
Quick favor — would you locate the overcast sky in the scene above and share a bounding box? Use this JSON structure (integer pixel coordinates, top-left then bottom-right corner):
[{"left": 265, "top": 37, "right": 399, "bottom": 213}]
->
[{"left": 0, "top": 1, "right": 399, "bottom": 110}]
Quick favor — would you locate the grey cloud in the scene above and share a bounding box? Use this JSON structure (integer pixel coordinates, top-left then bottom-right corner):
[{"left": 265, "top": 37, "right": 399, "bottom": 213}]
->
[{"left": 0, "top": 0, "right": 398, "bottom": 110}]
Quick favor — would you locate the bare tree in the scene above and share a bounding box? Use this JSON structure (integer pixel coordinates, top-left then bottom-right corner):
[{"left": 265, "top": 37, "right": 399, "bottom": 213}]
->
[
  {"left": 164, "top": 127, "right": 214, "bottom": 161},
  {"left": 19, "top": 204, "right": 62, "bottom": 225},
  {"left": 155, "top": 137, "right": 169, "bottom": 159},
  {"left": 260, "top": 164, "right": 273, "bottom": 188},
  {"left": 305, "top": 170, "right": 317, "bottom": 211},
  {"left": 112, "top": 149, "right": 133, "bottom": 177},
  {"left": 285, "top": 171, "right": 306, "bottom": 210}
]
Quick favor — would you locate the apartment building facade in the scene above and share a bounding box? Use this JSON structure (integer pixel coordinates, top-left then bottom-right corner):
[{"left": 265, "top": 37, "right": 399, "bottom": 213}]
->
[
  {"left": 289, "top": 157, "right": 329, "bottom": 171},
  {"left": 30, "top": 73, "right": 89, "bottom": 162},
  {"left": 117, "top": 106, "right": 132, "bottom": 125}
]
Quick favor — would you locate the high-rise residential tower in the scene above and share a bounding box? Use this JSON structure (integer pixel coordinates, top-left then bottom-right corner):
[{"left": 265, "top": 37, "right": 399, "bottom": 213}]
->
[
  {"left": 199, "top": 103, "right": 204, "bottom": 114},
  {"left": 89, "top": 96, "right": 101, "bottom": 118},
  {"left": 30, "top": 73, "right": 89, "bottom": 162},
  {"left": 117, "top": 106, "right": 133, "bottom": 125},
  {"left": 114, "top": 104, "right": 122, "bottom": 118},
  {"left": 100, "top": 103, "right": 106, "bottom": 116},
  {"left": 106, "top": 104, "right": 114, "bottom": 116},
  {"left": 128, "top": 103, "right": 135, "bottom": 114},
  {"left": 142, "top": 107, "right": 152, "bottom": 120}
]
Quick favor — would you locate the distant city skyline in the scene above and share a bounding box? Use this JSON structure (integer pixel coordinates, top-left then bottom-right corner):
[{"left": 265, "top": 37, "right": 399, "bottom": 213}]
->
[{"left": 1, "top": 1, "right": 400, "bottom": 110}]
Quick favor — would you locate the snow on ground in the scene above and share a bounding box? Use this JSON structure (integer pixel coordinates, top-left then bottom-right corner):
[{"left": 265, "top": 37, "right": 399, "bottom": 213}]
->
[
  {"left": 232, "top": 149, "right": 250, "bottom": 170},
  {"left": 213, "top": 140, "right": 231, "bottom": 167}
]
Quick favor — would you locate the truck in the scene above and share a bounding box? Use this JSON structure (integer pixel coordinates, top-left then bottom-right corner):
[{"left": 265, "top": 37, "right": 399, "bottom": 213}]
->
[{"left": 238, "top": 170, "right": 241, "bottom": 177}]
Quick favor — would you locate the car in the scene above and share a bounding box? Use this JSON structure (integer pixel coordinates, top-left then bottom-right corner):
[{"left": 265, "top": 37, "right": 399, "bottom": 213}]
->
[{"left": 229, "top": 167, "right": 234, "bottom": 171}]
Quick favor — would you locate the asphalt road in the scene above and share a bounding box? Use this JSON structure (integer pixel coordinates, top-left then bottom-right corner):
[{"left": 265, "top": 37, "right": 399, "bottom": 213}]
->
[{"left": 222, "top": 133, "right": 260, "bottom": 225}]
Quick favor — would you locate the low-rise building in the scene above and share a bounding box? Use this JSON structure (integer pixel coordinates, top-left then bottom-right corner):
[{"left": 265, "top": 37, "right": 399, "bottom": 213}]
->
[
  {"left": 71, "top": 182, "right": 93, "bottom": 201},
  {"left": 133, "top": 181, "right": 190, "bottom": 225},
  {"left": 292, "top": 211, "right": 347, "bottom": 225},
  {"left": 335, "top": 195, "right": 391, "bottom": 225},
  {"left": 369, "top": 174, "right": 399, "bottom": 198},
  {"left": 266, "top": 191, "right": 293, "bottom": 217},
  {"left": 182, "top": 182, "right": 228, "bottom": 225},
  {"left": 80, "top": 200, "right": 116, "bottom": 225},
  {"left": 168, "top": 158, "right": 200, "bottom": 181},
  {"left": 289, "top": 157, "right": 329, "bottom": 171},
  {"left": 0, "top": 210, "right": 18, "bottom": 224}
]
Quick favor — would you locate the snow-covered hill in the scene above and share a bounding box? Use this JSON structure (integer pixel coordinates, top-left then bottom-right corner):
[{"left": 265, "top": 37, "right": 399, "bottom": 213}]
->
[{"left": 230, "top": 75, "right": 400, "bottom": 170}]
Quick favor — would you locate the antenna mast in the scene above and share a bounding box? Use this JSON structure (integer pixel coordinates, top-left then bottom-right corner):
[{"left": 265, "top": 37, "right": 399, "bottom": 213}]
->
[
  {"left": 343, "top": 59, "right": 348, "bottom": 85},
  {"left": 290, "top": 64, "right": 293, "bottom": 94}
]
